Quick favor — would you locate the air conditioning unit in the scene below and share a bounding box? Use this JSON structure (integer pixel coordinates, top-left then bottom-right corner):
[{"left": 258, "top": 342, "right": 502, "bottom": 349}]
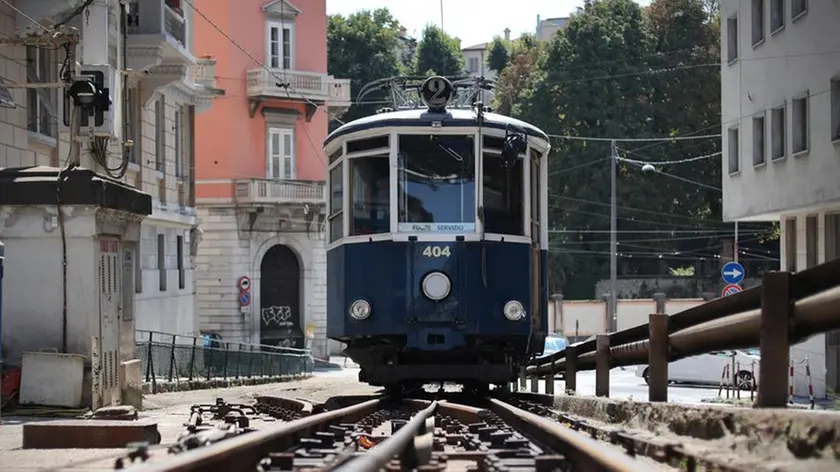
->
[{"left": 58, "top": 64, "right": 119, "bottom": 138}]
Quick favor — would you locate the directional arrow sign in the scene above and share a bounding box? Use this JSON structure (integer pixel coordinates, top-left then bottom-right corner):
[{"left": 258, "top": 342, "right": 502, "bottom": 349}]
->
[
  {"left": 721, "top": 283, "right": 743, "bottom": 297},
  {"left": 721, "top": 261, "right": 745, "bottom": 285}
]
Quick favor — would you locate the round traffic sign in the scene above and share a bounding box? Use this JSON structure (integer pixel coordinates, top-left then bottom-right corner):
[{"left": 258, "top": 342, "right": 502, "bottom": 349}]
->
[
  {"left": 721, "top": 261, "right": 745, "bottom": 285},
  {"left": 238, "top": 276, "right": 251, "bottom": 291},
  {"left": 239, "top": 291, "right": 251, "bottom": 306},
  {"left": 721, "top": 283, "right": 743, "bottom": 297}
]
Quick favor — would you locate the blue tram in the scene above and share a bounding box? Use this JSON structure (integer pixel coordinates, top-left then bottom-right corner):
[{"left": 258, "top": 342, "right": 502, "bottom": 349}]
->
[{"left": 323, "top": 76, "right": 549, "bottom": 389}]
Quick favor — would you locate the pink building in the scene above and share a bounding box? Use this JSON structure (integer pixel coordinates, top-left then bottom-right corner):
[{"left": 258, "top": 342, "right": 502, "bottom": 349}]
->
[{"left": 193, "top": 0, "right": 350, "bottom": 357}]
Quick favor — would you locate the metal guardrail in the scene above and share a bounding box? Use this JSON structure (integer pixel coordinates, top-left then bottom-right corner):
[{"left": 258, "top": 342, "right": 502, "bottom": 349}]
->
[
  {"left": 525, "top": 258, "right": 840, "bottom": 406},
  {"left": 136, "top": 330, "right": 312, "bottom": 393}
]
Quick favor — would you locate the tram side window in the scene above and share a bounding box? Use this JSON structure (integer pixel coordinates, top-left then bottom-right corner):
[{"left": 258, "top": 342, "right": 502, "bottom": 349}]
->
[
  {"left": 530, "top": 149, "right": 541, "bottom": 243},
  {"left": 397, "top": 134, "right": 476, "bottom": 231},
  {"left": 350, "top": 154, "right": 390, "bottom": 235},
  {"left": 328, "top": 164, "right": 343, "bottom": 243},
  {"left": 482, "top": 142, "right": 524, "bottom": 235}
]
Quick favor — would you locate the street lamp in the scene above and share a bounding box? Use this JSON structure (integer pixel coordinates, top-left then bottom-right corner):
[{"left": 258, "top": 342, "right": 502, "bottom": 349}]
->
[{"left": 637, "top": 161, "right": 737, "bottom": 262}]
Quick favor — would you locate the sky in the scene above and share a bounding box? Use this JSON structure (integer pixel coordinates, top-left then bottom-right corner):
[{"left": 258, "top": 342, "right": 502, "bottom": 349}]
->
[{"left": 326, "top": 0, "right": 652, "bottom": 48}]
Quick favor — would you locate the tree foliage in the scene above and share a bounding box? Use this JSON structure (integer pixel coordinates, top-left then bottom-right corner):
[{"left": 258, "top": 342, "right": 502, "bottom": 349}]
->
[
  {"left": 327, "top": 9, "right": 404, "bottom": 124},
  {"left": 414, "top": 25, "right": 465, "bottom": 76},
  {"left": 494, "top": 0, "right": 776, "bottom": 297},
  {"left": 486, "top": 36, "right": 511, "bottom": 73}
]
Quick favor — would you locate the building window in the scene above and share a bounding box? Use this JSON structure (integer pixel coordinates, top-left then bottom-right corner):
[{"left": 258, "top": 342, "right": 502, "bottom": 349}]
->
[
  {"left": 468, "top": 57, "right": 478, "bottom": 73},
  {"left": 751, "top": 0, "right": 765, "bottom": 46},
  {"left": 792, "top": 95, "right": 808, "bottom": 154},
  {"left": 177, "top": 235, "right": 185, "bottom": 290},
  {"left": 791, "top": 0, "right": 807, "bottom": 20},
  {"left": 157, "top": 233, "right": 167, "bottom": 291},
  {"left": 26, "top": 46, "right": 57, "bottom": 139},
  {"left": 155, "top": 96, "right": 166, "bottom": 172},
  {"left": 826, "top": 214, "right": 840, "bottom": 262},
  {"left": 174, "top": 107, "right": 187, "bottom": 178},
  {"left": 805, "top": 215, "right": 817, "bottom": 269},
  {"left": 770, "top": 0, "right": 784, "bottom": 32},
  {"left": 267, "top": 22, "right": 293, "bottom": 69},
  {"left": 785, "top": 217, "right": 797, "bottom": 271},
  {"left": 727, "top": 127, "right": 739, "bottom": 173},
  {"left": 752, "top": 115, "right": 765, "bottom": 166},
  {"left": 267, "top": 127, "right": 295, "bottom": 179},
  {"left": 127, "top": 88, "right": 141, "bottom": 164},
  {"left": 771, "top": 105, "right": 785, "bottom": 159},
  {"left": 831, "top": 79, "right": 840, "bottom": 142},
  {"left": 726, "top": 15, "right": 738, "bottom": 63}
]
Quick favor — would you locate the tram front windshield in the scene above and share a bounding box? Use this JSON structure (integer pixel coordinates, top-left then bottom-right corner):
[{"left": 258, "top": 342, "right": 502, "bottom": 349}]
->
[{"left": 397, "top": 134, "right": 476, "bottom": 233}]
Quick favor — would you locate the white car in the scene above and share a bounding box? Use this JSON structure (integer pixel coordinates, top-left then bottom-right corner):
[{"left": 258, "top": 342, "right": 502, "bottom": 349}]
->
[{"left": 635, "top": 349, "right": 761, "bottom": 389}]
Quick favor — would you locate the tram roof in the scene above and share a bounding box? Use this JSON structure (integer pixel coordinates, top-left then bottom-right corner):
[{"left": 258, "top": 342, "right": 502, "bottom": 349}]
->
[{"left": 323, "top": 108, "right": 550, "bottom": 147}]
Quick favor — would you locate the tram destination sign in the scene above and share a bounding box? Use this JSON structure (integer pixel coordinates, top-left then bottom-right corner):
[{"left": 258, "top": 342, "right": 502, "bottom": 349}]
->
[{"left": 398, "top": 223, "right": 476, "bottom": 233}]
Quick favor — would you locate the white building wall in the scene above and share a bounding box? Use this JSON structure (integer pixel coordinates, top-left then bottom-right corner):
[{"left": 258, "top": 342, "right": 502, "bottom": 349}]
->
[
  {"left": 721, "top": 1, "right": 840, "bottom": 221},
  {"left": 721, "top": 0, "right": 840, "bottom": 399},
  {"left": 195, "top": 207, "right": 329, "bottom": 359}
]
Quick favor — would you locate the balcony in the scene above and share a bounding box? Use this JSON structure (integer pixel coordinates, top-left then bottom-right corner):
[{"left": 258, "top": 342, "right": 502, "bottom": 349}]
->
[
  {"left": 234, "top": 179, "right": 325, "bottom": 206},
  {"left": 189, "top": 56, "right": 225, "bottom": 112},
  {"left": 245, "top": 69, "right": 352, "bottom": 119},
  {"left": 126, "top": 0, "right": 195, "bottom": 73}
]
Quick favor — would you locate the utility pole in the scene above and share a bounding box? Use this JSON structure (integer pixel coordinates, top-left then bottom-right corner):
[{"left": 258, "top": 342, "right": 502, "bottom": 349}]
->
[
  {"left": 733, "top": 221, "right": 739, "bottom": 263},
  {"left": 609, "top": 140, "right": 618, "bottom": 332}
]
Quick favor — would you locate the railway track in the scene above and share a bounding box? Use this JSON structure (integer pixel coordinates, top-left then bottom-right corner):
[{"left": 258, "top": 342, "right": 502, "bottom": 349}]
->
[{"left": 117, "top": 391, "right": 655, "bottom": 472}]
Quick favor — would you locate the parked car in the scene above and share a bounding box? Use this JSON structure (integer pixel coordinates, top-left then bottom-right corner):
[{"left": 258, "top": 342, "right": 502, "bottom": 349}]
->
[
  {"left": 532, "top": 334, "right": 569, "bottom": 380},
  {"left": 635, "top": 349, "right": 760, "bottom": 389},
  {"left": 538, "top": 334, "right": 569, "bottom": 360}
]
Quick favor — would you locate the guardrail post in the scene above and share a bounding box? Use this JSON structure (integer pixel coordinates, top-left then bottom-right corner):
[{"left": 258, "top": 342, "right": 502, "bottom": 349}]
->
[
  {"left": 757, "top": 271, "right": 792, "bottom": 408},
  {"left": 530, "top": 375, "right": 538, "bottom": 393},
  {"left": 545, "top": 358, "right": 555, "bottom": 395},
  {"left": 519, "top": 366, "right": 526, "bottom": 390},
  {"left": 595, "top": 334, "right": 610, "bottom": 397},
  {"left": 653, "top": 292, "right": 666, "bottom": 314},
  {"left": 648, "top": 313, "right": 669, "bottom": 402},
  {"left": 565, "top": 346, "right": 577, "bottom": 393}
]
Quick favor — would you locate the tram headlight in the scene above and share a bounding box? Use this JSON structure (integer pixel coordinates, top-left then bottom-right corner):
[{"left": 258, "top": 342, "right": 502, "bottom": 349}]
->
[
  {"left": 349, "top": 299, "right": 372, "bottom": 320},
  {"left": 503, "top": 300, "right": 526, "bottom": 321},
  {"left": 421, "top": 271, "right": 451, "bottom": 301}
]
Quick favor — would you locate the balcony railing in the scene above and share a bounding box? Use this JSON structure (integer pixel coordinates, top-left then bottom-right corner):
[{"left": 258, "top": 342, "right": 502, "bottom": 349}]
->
[
  {"left": 234, "top": 179, "right": 325, "bottom": 205},
  {"left": 247, "top": 69, "right": 351, "bottom": 105},
  {"left": 191, "top": 57, "right": 217, "bottom": 88},
  {"left": 127, "top": 0, "right": 186, "bottom": 49}
]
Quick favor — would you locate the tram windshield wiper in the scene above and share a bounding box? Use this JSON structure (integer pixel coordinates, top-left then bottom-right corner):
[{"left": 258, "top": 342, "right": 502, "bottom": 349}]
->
[{"left": 431, "top": 136, "right": 467, "bottom": 162}]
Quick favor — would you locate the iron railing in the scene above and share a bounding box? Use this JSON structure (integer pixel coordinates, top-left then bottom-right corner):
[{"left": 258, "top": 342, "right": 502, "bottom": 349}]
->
[{"left": 136, "top": 330, "right": 312, "bottom": 393}]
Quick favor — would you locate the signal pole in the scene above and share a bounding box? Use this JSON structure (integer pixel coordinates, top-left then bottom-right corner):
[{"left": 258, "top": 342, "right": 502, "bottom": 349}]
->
[{"left": 609, "top": 140, "right": 618, "bottom": 332}]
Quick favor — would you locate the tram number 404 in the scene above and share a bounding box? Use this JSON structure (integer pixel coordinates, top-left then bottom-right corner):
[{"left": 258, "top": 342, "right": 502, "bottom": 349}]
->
[{"left": 422, "top": 246, "right": 451, "bottom": 258}]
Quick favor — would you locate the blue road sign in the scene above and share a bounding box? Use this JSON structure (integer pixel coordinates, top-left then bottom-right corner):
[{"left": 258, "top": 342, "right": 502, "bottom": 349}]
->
[
  {"left": 239, "top": 291, "right": 251, "bottom": 306},
  {"left": 721, "top": 283, "right": 743, "bottom": 297},
  {"left": 721, "top": 261, "right": 745, "bottom": 285}
]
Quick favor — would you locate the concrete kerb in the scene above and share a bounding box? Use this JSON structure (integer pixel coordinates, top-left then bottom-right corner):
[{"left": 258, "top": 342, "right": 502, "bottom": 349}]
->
[
  {"left": 546, "top": 394, "right": 840, "bottom": 462},
  {"left": 142, "top": 373, "right": 313, "bottom": 394}
]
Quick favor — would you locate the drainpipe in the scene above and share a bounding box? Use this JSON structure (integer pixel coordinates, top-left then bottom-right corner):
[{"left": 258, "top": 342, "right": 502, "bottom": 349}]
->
[{"left": 0, "top": 239, "right": 4, "bottom": 419}]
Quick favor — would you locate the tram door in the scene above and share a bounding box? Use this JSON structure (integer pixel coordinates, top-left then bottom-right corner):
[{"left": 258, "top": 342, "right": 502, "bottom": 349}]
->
[{"left": 529, "top": 149, "right": 542, "bottom": 337}]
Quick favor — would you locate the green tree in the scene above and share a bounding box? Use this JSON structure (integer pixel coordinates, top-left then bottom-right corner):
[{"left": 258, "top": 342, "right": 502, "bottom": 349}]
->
[
  {"left": 492, "top": 33, "right": 544, "bottom": 115},
  {"left": 414, "top": 25, "right": 464, "bottom": 76},
  {"left": 327, "top": 9, "right": 404, "bottom": 124},
  {"left": 523, "top": 0, "right": 659, "bottom": 295},
  {"left": 486, "top": 36, "right": 511, "bottom": 73}
]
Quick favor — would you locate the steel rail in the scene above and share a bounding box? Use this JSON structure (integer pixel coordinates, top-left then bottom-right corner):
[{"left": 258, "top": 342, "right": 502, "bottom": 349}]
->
[
  {"left": 527, "top": 285, "right": 840, "bottom": 376},
  {"left": 487, "top": 398, "right": 650, "bottom": 472},
  {"left": 129, "top": 398, "right": 384, "bottom": 472},
  {"left": 332, "top": 401, "right": 437, "bottom": 472}
]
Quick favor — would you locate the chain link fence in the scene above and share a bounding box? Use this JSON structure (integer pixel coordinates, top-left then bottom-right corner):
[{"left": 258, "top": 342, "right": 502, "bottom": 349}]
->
[{"left": 136, "top": 330, "right": 312, "bottom": 391}]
